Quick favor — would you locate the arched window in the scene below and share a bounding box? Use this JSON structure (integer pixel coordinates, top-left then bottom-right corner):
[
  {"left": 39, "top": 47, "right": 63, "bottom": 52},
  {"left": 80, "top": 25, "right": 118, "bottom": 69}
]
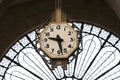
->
[{"left": 0, "top": 21, "right": 120, "bottom": 80}]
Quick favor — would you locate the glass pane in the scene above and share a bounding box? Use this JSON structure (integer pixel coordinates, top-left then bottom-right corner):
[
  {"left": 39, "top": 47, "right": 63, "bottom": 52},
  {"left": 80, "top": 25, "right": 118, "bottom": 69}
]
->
[
  {"left": 0, "top": 58, "right": 10, "bottom": 67},
  {"left": 91, "top": 26, "right": 101, "bottom": 36},
  {"left": 6, "top": 49, "right": 17, "bottom": 59},
  {"left": 99, "top": 29, "right": 109, "bottom": 39},
  {"left": 108, "top": 35, "right": 119, "bottom": 45},
  {"left": 83, "top": 24, "right": 92, "bottom": 33},
  {"left": 18, "top": 48, "right": 55, "bottom": 80},
  {"left": 12, "top": 42, "right": 23, "bottom": 52},
  {"left": 19, "top": 37, "right": 29, "bottom": 46},
  {"left": 73, "top": 22, "right": 82, "bottom": 30},
  {"left": 27, "top": 31, "right": 36, "bottom": 41},
  {"left": 0, "top": 66, "right": 6, "bottom": 75},
  {"left": 115, "top": 41, "right": 120, "bottom": 50},
  {"left": 0, "top": 77, "right": 2, "bottom": 80}
]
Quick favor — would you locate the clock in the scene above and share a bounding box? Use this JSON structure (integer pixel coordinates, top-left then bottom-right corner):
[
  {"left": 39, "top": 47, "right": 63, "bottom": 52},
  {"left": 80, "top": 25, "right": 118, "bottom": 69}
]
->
[
  {"left": 40, "top": 22, "right": 78, "bottom": 69},
  {"left": 40, "top": 0, "right": 78, "bottom": 69},
  {"left": 40, "top": 22, "right": 78, "bottom": 59}
]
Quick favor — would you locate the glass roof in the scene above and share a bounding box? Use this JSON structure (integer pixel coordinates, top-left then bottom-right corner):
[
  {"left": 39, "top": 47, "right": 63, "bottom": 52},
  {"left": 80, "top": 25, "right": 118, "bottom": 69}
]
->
[{"left": 0, "top": 22, "right": 120, "bottom": 80}]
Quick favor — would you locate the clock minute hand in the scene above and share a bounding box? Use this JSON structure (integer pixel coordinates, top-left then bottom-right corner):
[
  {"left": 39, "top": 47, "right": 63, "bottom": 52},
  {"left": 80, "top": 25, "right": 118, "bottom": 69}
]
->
[
  {"left": 56, "top": 35, "right": 63, "bottom": 54},
  {"left": 58, "top": 40, "right": 63, "bottom": 54}
]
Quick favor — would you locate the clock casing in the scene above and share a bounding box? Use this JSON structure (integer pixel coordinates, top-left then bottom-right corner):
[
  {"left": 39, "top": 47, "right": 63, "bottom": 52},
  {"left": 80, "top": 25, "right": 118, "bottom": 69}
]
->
[{"left": 40, "top": 22, "right": 78, "bottom": 59}]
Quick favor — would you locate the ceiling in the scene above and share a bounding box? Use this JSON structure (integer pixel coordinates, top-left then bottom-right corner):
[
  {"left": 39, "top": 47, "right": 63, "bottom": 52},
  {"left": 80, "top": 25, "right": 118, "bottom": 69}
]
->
[
  {"left": 0, "top": 0, "right": 120, "bottom": 59},
  {"left": 1, "top": 0, "right": 120, "bottom": 18}
]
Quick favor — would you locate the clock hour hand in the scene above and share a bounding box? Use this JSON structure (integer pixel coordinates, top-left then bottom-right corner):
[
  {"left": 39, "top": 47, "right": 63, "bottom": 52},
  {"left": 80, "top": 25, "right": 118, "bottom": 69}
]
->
[
  {"left": 49, "top": 37, "right": 57, "bottom": 41},
  {"left": 49, "top": 35, "right": 64, "bottom": 42}
]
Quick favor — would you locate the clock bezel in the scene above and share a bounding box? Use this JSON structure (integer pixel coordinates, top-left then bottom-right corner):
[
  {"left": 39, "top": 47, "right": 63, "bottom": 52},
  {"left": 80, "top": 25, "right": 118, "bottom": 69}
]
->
[{"left": 40, "top": 22, "right": 78, "bottom": 59}]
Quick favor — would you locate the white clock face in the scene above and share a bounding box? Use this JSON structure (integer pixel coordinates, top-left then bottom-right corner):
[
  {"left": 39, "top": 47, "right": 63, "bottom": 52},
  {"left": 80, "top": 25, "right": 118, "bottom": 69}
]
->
[{"left": 40, "top": 23, "right": 78, "bottom": 58}]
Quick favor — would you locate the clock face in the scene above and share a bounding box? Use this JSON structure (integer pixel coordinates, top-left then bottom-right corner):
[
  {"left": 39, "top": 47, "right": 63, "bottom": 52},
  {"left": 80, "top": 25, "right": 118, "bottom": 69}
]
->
[{"left": 40, "top": 22, "right": 78, "bottom": 58}]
